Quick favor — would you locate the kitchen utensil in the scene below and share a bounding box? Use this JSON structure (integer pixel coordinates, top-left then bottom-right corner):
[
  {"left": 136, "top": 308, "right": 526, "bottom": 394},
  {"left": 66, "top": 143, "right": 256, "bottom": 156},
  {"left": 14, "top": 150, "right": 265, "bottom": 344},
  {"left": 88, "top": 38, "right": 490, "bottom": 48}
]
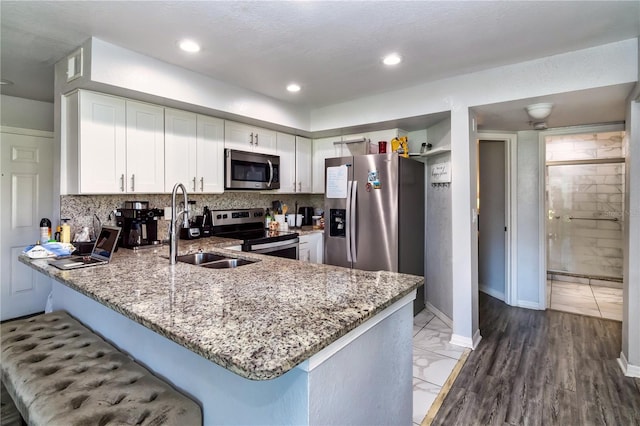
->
[{"left": 282, "top": 204, "right": 288, "bottom": 216}]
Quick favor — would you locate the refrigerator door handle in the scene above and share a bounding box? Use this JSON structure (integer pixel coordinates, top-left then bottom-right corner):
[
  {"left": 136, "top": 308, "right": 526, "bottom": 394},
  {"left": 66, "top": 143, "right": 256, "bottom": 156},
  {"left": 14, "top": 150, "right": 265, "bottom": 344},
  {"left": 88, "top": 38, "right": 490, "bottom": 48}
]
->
[
  {"left": 345, "top": 180, "right": 353, "bottom": 262},
  {"left": 350, "top": 180, "right": 357, "bottom": 263}
]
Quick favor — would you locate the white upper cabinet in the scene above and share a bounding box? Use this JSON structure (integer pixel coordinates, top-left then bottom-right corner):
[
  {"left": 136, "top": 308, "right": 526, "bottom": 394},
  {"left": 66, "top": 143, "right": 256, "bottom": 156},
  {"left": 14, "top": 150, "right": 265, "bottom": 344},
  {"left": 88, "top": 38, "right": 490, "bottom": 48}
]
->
[
  {"left": 165, "top": 109, "right": 224, "bottom": 193},
  {"left": 277, "top": 132, "right": 296, "bottom": 193},
  {"left": 276, "top": 133, "right": 312, "bottom": 193},
  {"left": 164, "top": 109, "right": 197, "bottom": 192},
  {"left": 311, "top": 136, "right": 340, "bottom": 194},
  {"left": 196, "top": 115, "right": 225, "bottom": 193},
  {"left": 296, "top": 136, "right": 312, "bottom": 193},
  {"left": 125, "top": 100, "right": 165, "bottom": 193},
  {"left": 225, "top": 121, "right": 276, "bottom": 154},
  {"left": 75, "top": 91, "right": 126, "bottom": 194}
]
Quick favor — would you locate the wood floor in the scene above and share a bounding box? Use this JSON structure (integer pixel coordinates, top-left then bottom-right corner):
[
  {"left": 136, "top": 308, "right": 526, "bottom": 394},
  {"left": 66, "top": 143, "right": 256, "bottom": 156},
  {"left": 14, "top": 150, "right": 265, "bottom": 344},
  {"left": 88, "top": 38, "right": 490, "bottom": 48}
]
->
[{"left": 432, "top": 293, "right": 640, "bottom": 426}]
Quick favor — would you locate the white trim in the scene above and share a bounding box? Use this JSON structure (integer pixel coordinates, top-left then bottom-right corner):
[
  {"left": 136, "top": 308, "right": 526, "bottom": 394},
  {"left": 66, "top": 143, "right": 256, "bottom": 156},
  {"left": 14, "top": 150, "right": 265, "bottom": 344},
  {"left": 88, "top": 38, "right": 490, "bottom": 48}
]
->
[
  {"left": 0, "top": 126, "right": 54, "bottom": 138},
  {"left": 538, "top": 123, "right": 625, "bottom": 310},
  {"left": 617, "top": 351, "right": 640, "bottom": 378},
  {"left": 451, "top": 329, "right": 482, "bottom": 349},
  {"left": 479, "top": 285, "right": 504, "bottom": 301},
  {"left": 299, "top": 291, "right": 415, "bottom": 373},
  {"left": 477, "top": 132, "right": 518, "bottom": 306},
  {"left": 425, "top": 301, "right": 453, "bottom": 328}
]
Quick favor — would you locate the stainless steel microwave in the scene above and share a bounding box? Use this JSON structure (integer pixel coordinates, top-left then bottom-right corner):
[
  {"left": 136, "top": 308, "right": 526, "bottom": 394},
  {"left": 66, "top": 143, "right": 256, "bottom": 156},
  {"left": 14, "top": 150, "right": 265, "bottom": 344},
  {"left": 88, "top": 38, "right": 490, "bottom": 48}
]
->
[{"left": 225, "top": 149, "right": 280, "bottom": 190}]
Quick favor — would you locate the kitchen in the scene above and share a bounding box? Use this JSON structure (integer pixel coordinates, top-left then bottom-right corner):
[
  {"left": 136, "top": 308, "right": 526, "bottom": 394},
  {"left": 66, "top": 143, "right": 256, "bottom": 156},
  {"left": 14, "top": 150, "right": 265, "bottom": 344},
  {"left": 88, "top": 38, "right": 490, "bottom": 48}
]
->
[{"left": 1, "top": 2, "right": 640, "bottom": 424}]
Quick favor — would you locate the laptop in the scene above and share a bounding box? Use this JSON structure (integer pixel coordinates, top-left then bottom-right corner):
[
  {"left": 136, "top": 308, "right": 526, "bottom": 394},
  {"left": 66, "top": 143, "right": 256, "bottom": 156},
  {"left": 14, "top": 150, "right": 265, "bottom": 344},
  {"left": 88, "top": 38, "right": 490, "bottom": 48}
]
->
[{"left": 50, "top": 225, "right": 121, "bottom": 270}]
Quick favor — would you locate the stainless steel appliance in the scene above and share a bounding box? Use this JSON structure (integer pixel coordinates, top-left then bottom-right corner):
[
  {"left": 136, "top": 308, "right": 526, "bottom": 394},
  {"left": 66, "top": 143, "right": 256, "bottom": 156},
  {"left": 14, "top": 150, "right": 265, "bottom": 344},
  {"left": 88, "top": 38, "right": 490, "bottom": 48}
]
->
[
  {"left": 115, "top": 201, "right": 164, "bottom": 250},
  {"left": 210, "top": 208, "right": 298, "bottom": 259},
  {"left": 225, "top": 149, "right": 280, "bottom": 190},
  {"left": 324, "top": 153, "right": 425, "bottom": 314}
]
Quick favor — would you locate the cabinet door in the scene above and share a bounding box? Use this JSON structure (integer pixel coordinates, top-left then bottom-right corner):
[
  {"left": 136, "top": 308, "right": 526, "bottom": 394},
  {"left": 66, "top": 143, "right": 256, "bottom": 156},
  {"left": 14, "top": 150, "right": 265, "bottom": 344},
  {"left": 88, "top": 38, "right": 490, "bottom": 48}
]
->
[
  {"left": 252, "top": 127, "right": 276, "bottom": 154},
  {"left": 224, "top": 121, "right": 254, "bottom": 151},
  {"left": 79, "top": 91, "right": 126, "bottom": 193},
  {"left": 164, "top": 109, "right": 197, "bottom": 192},
  {"left": 296, "top": 136, "right": 312, "bottom": 193},
  {"left": 311, "top": 137, "right": 338, "bottom": 193},
  {"left": 197, "top": 115, "right": 224, "bottom": 193},
  {"left": 277, "top": 132, "right": 296, "bottom": 193},
  {"left": 126, "top": 100, "right": 165, "bottom": 193}
]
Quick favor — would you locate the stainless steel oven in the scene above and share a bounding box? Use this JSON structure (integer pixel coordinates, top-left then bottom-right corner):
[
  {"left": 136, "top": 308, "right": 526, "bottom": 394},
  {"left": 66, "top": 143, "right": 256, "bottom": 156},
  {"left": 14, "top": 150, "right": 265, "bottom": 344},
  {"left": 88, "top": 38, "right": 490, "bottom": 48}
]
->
[
  {"left": 225, "top": 149, "right": 280, "bottom": 190},
  {"left": 209, "top": 208, "right": 298, "bottom": 260}
]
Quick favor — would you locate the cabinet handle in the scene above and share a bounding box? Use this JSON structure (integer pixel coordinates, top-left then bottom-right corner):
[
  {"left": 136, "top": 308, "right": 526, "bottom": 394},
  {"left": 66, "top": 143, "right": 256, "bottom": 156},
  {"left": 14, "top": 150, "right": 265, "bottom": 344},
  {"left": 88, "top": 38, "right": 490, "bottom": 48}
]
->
[
  {"left": 200, "top": 177, "right": 204, "bottom": 192},
  {"left": 255, "top": 133, "right": 259, "bottom": 145},
  {"left": 250, "top": 132, "right": 254, "bottom": 145},
  {"left": 193, "top": 177, "right": 197, "bottom": 192},
  {"left": 120, "top": 174, "right": 125, "bottom": 192},
  {"left": 131, "top": 174, "right": 135, "bottom": 192},
  {"left": 293, "top": 182, "right": 296, "bottom": 192},
  {"left": 298, "top": 182, "right": 302, "bottom": 191}
]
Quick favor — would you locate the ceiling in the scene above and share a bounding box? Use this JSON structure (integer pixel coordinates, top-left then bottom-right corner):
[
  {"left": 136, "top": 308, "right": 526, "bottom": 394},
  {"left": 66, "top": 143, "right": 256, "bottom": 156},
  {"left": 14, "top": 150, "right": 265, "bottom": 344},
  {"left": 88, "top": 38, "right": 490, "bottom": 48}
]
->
[{"left": 1, "top": 1, "right": 639, "bottom": 132}]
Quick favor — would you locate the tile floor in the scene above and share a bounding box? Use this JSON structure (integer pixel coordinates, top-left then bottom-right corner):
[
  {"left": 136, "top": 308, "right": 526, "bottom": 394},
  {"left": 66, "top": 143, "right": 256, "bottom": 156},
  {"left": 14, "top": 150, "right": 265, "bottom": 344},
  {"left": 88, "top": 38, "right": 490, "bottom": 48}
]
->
[
  {"left": 412, "top": 309, "right": 465, "bottom": 425},
  {"left": 548, "top": 280, "right": 623, "bottom": 321}
]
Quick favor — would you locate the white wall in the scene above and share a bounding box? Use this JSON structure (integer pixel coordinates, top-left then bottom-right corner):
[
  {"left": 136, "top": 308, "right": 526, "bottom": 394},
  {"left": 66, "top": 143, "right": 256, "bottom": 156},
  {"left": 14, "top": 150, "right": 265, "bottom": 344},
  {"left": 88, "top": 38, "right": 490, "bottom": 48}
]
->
[{"left": 1, "top": 95, "right": 54, "bottom": 131}]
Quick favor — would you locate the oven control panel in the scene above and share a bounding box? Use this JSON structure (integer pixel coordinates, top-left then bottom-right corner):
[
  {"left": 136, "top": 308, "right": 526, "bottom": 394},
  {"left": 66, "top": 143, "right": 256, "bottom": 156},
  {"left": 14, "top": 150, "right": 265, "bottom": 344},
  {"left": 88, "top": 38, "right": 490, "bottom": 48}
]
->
[{"left": 211, "top": 208, "right": 264, "bottom": 226}]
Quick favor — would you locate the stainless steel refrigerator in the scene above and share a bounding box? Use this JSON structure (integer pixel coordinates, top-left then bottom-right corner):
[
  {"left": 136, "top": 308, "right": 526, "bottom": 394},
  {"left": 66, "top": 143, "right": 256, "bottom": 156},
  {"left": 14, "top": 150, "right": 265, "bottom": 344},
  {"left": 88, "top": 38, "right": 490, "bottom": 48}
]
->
[{"left": 324, "top": 153, "right": 425, "bottom": 314}]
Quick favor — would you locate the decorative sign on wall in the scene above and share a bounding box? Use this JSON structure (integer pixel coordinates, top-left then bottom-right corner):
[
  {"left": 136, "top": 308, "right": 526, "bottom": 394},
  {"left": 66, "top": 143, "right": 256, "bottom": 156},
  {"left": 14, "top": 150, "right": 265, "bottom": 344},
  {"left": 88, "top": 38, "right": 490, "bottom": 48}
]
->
[{"left": 430, "top": 162, "right": 451, "bottom": 184}]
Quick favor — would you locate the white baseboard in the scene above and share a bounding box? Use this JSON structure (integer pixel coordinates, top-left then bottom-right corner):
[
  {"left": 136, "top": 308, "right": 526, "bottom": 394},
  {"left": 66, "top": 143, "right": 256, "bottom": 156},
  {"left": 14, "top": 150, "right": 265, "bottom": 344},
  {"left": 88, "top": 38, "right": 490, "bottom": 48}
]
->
[
  {"left": 517, "top": 299, "right": 544, "bottom": 310},
  {"left": 425, "top": 302, "right": 453, "bottom": 328},
  {"left": 479, "top": 285, "right": 504, "bottom": 301},
  {"left": 450, "top": 329, "right": 482, "bottom": 350},
  {"left": 618, "top": 351, "right": 640, "bottom": 378}
]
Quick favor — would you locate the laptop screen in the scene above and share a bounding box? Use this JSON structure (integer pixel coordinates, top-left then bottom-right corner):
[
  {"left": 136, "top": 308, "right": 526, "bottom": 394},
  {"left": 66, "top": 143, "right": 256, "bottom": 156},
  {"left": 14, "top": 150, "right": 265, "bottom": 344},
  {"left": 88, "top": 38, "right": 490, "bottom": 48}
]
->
[{"left": 91, "top": 226, "right": 120, "bottom": 261}]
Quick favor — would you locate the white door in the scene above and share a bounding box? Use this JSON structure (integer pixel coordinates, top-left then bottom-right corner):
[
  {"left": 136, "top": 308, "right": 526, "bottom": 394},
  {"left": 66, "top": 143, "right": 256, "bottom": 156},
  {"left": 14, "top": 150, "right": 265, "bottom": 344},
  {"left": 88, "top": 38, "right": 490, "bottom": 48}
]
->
[
  {"left": 277, "top": 132, "right": 296, "bottom": 193},
  {"left": 1, "top": 128, "right": 54, "bottom": 320},
  {"left": 478, "top": 140, "right": 506, "bottom": 300}
]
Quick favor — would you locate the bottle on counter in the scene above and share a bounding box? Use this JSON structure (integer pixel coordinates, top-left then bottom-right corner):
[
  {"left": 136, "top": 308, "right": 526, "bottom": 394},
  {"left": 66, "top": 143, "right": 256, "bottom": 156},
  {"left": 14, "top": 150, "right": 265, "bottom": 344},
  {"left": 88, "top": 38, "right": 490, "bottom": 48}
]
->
[
  {"left": 265, "top": 209, "right": 272, "bottom": 229},
  {"left": 40, "top": 218, "right": 51, "bottom": 242},
  {"left": 60, "top": 219, "right": 71, "bottom": 244}
]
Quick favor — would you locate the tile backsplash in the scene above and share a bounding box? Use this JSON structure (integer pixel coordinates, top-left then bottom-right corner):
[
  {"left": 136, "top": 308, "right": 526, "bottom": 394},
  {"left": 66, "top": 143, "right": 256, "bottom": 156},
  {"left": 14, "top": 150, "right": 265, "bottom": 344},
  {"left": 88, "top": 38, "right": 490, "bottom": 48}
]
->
[{"left": 60, "top": 192, "right": 324, "bottom": 240}]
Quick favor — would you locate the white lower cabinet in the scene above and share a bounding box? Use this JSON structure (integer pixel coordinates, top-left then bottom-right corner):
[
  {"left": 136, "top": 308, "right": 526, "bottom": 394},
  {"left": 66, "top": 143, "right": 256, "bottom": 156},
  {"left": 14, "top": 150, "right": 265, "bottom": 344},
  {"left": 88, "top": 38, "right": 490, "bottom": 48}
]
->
[
  {"left": 164, "top": 109, "right": 224, "bottom": 193},
  {"left": 299, "top": 233, "right": 323, "bottom": 264}
]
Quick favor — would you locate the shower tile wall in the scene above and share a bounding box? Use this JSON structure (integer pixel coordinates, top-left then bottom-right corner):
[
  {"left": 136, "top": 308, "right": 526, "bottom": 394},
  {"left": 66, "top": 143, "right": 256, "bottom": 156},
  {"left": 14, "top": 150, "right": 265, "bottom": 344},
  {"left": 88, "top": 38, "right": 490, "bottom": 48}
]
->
[
  {"left": 546, "top": 131, "right": 625, "bottom": 279},
  {"left": 60, "top": 192, "right": 325, "bottom": 241}
]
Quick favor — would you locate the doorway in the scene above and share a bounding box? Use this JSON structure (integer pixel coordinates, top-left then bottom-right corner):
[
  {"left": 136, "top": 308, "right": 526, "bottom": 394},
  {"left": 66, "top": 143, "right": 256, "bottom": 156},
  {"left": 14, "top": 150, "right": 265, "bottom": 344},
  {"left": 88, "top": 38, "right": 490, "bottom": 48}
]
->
[{"left": 478, "top": 140, "right": 507, "bottom": 301}]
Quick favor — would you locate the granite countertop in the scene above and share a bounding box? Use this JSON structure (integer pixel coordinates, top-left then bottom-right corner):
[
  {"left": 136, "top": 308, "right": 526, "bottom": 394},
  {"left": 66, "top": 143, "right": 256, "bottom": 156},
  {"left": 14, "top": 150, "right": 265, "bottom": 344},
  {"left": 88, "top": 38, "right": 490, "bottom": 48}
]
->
[{"left": 20, "top": 236, "right": 423, "bottom": 380}]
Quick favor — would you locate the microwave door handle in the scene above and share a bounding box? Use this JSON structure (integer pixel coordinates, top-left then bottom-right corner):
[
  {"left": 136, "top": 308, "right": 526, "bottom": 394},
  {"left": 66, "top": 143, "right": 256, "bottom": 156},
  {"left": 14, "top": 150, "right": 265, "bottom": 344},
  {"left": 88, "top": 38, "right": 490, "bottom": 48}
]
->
[
  {"left": 345, "top": 180, "right": 353, "bottom": 263},
  {"left": 350, "top": 180, "right": 357, "bottom": 263},
  {"left": 267, "top": 160, "right": 273, "bottom": 188}
]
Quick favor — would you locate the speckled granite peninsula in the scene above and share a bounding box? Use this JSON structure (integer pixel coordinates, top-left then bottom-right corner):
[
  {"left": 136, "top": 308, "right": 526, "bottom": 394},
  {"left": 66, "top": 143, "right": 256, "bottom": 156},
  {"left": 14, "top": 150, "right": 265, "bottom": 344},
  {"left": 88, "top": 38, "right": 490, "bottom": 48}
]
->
[{"left": 20, "top": 236, "right": 422, "bottom": 424}]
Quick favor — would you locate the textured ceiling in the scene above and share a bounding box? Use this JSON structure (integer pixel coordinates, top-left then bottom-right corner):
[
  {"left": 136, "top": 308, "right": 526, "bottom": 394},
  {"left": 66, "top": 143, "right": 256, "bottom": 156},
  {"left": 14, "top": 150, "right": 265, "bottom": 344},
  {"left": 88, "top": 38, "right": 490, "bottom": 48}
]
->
[{"left": 1, "top": 1, "right": 639, "bottom": 130}]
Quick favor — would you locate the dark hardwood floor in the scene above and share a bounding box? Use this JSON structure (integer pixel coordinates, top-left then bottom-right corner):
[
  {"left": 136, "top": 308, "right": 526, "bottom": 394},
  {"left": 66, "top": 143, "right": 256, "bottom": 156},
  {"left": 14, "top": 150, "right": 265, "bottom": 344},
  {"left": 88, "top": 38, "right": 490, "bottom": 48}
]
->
[{"left": 432, "top": 293, "right": 640, "bottom": 426}]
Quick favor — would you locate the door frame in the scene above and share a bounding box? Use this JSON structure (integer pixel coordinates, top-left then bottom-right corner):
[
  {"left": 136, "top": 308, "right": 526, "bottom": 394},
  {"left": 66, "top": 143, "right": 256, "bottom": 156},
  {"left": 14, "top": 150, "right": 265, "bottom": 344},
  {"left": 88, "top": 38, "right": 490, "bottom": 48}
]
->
[{"left": 477, "top": 132, "right": 518, "bottom": 306}]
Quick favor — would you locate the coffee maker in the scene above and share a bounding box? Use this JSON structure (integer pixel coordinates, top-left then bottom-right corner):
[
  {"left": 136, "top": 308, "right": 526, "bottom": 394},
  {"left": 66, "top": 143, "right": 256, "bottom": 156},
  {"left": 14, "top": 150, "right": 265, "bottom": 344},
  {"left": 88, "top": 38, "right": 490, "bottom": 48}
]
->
[{"left": 115, "top": 201, "right": 164, "bottom": 249}]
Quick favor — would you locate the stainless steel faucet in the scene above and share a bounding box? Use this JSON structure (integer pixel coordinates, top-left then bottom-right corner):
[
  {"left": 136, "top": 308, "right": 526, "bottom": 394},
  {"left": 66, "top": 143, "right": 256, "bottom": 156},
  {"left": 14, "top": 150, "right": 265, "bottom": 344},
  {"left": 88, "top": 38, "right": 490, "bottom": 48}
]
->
[{"left": 169, "top": 182, "right": 189, "bottom": 265}]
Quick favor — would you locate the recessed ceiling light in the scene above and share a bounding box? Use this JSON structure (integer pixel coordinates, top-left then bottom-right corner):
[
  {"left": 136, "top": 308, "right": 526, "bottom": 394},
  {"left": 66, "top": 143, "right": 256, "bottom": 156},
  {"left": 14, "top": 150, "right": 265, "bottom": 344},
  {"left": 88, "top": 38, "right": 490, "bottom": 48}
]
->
[
  {"left": 179, "top": 39, "right": 201, "bottom": 53},
  {"left": 286, "top": 83, "right": 301, "bottom": 93},
  {"left": 0, "top": 79, "right": 14, "bottom": 85},
  {"left": 382, "top": 53, "right": 402, "bottom": 66}
]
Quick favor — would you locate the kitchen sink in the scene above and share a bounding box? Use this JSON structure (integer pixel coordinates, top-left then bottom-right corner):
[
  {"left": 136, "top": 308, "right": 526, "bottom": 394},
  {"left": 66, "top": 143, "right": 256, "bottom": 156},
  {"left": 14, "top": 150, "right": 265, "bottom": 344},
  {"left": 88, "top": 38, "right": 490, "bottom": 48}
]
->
[
  {"left": 201, "top": 258, "right": 257, "bottom": 269},
  {"left": 176, "top": 253, "right": 228, "bottom": 265},
  {"left": 173, "top": 252, "right": 258, "bottom": 269}
]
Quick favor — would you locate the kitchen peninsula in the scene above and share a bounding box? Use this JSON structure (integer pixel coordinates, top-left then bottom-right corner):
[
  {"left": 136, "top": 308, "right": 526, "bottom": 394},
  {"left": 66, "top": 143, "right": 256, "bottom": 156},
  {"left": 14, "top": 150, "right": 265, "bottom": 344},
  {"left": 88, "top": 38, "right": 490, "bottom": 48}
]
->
[{"left": 20, "top": 236, "right": 422, "bottom": 425}]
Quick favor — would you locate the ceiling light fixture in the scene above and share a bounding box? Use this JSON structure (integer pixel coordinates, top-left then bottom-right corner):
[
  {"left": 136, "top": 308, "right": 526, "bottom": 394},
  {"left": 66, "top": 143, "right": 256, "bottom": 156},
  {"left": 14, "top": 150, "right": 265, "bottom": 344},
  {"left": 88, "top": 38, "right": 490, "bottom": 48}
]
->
[
  {"left": 179, "top": 39, "right": 201, "bottom": 53},
  {"left": 525, "top": 102, "right": 553, "bottom": 120},
  {"left": 286, "top": 83, "right": 301, "bottom": 93},
  {"left": 382, "top": 53, "right": 402, "bottom": 66}
]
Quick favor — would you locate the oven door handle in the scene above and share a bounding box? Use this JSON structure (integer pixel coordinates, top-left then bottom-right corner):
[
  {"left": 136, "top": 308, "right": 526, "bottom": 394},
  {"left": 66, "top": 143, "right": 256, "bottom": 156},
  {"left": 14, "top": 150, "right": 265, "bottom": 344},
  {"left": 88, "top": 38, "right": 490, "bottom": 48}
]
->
[
  {"left": 267, "top": 160, "right": 273, "bottom": 188},
  {"left": 248, "top": 237, "right": 299, "bottom": 252}
]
